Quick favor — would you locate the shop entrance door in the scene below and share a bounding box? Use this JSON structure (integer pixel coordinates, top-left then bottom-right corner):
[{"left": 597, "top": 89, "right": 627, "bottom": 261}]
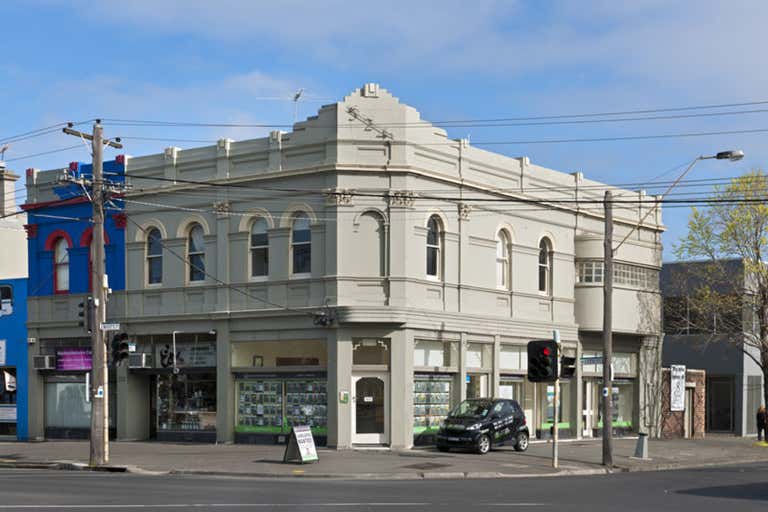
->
[
  {"left": 582, "top": 380, "right": 596, "bottom": 437},
  {"left": 352, "top": 374, "right": 389, "bottom": 445}
]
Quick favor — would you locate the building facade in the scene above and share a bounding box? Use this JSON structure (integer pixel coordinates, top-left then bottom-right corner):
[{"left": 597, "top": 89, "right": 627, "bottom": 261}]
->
[
  {"left": 662, "top": 260, "right": 764, "bottom": 436},
  {"left": 0, "top": 162, "right": 28, "bottom": 440},
  {"left": 26, "top": 84, "right": 664, "bottom": 447},
  {"left": 24, "top": 158, "right": 126, "bottom": 439}
]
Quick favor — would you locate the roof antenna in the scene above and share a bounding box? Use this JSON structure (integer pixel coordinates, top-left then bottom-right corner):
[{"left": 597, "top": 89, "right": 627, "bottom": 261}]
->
[
  {"left": 0, "top": 144, "right": 9, "bottom": 161},
  {"left": 293, "top": 88, "right": 304, "bottom": 123}
]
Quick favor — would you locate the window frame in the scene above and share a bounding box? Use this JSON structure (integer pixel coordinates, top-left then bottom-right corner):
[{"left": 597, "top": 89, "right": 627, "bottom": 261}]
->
[
  {"left": 146, "top": 227, "right": 163, "bottom": 286},
  {"left": 291, "top": 213, "right": 312, "bottom": 277},
  {"left": 249, "top": 217, "right": 269, "bottom": 279},
  {"left": 53, "top": 237, "right": 70, "bottom": 294},
  {"left": 187, "top": 223, "right": 206, "bottom": 283},
  {"left": 538, "top": 237, "right": 553, "bottom": 295},
  {"left": 496, "top": 230, "right": 511, "bottom": 290},
  {"left": 426, "top": 215, "right": 443, "bottom": 280}
]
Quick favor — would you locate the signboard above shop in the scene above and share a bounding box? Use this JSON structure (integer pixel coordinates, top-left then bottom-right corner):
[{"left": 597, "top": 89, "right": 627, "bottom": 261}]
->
[
  {"left": 57, "top": 348, "right": 92, "bottom": 371},
  {"left": 156, "top": 341, "right": 216, "bottom": 369}
]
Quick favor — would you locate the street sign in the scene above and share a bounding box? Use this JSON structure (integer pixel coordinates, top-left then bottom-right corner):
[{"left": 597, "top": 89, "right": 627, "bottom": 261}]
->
[
  {"left": 100, "top": 323, "right": 120, "bottom": 331},
  {"left": 283, "top": 425, "right": 318, "bottom": 464}
]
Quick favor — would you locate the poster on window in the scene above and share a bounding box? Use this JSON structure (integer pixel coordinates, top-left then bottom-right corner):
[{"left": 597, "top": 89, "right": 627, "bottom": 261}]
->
[
  {"left": 670, "top": 364, "right": 686, "bottom": 412},
  {"left": 3, "top": 371, "right": 15, "bottom": 392}
]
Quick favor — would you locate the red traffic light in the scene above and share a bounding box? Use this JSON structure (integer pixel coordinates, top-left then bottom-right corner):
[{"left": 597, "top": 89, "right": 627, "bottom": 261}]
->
[{"left": 542, "top": 347, "right": 551, "bottom": 356}]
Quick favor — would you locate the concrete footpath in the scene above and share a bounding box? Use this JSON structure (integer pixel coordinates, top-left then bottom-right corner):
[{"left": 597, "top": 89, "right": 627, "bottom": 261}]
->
[{"left": 0, "top": 435, "right": 764, "bottom": 479}]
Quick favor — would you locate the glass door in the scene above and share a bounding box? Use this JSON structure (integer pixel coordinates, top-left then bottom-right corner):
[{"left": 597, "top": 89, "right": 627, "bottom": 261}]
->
[{"left": 352, "top": 374, "right": 389, "bottom": 445}]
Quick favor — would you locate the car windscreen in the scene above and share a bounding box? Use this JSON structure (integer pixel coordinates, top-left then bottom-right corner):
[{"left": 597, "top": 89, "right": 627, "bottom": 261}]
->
[{"left": 449, "top": 400, "right": 493, "bottom": 419}]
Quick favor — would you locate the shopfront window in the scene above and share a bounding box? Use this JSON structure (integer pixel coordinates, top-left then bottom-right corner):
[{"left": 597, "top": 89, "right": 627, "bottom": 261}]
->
[
  {"left": 466, "top": 374, "right": 488, "bottom": 399},
  {"left": 413, "top": 340, "right": 458, "bottom": 369},
  {"left": 500, "top": 345, "right": 527, "bottom": 372},
  {"left": 235, "top": 378, "right": 327, "bottom": 436},
  {"left": 499, "top": 377, "right": 524, "bottom": 401},
  {"left": 466, "top": 343, "right": 492, "bottom": 370},
  {"left": 596, "top": 380, "right": 634, "bottom": 429},
  {"left": 45, "top": 382, "right": 90, "bottom": 428},
  {"left": 540, "top": 381, "right": 571, "bottom": 430},
  {"left": 413, "top": 374, "right": 452, "bottom": 443},
  {"left": 231, "top": 340, "right": 327, "bottom": 368},
  {"left": 157, "top": 373, "right": 216, "bottom": 432}
]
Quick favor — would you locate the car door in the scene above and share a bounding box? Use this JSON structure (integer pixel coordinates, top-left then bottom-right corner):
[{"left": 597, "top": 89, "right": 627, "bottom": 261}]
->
[
  {"left": 498, "top": 400, "right": 517, "bottom": 443},
  {"left": 489, "top": 401, "right": 506, "bottom": 443}
]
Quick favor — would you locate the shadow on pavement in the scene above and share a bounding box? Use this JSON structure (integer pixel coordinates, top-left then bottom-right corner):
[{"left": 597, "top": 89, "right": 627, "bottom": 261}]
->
[{"left": 678, "top": 483, "right": 768, "bottom": 501}]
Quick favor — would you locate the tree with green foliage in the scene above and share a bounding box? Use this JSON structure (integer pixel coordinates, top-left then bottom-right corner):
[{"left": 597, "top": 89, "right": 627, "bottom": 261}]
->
[{"left": 673, "top": 170, "right": 768, "bottom": 408}]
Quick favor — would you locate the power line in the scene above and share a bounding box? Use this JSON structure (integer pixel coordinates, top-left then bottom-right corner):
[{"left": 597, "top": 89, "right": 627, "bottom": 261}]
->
[
  {"left": 124, "top": 213, "right": 326, "bottom": 318},
  {"left": 100, "top": 99, "right": 768, "bottom": 129},
  {"left": 5, "top": 144, "right": 85, "bottom": 163}
]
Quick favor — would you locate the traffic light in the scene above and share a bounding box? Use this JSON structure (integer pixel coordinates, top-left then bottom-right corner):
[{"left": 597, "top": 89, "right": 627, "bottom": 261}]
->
[
  {"left": 77, "top": 297, "right": 94, "bottom": 333},
  {"left": 527, "top": 339, "right": 558, "bottom": 382},
  {"left": 560, "top": 356, "right": 577, "bottom": 379},
  {"left": 111, "top": 333, "right": 130, "bottom": 365}
]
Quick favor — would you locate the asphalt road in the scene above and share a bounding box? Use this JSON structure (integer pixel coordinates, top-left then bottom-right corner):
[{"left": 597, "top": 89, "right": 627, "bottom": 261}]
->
[{"left": 0, "top": 463, "right": 767, "bottom": 511}]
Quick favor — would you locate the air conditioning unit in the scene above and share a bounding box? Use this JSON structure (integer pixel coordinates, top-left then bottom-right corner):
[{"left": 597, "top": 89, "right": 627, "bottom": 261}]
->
[
  {"left": 33, "top": 355, "right": 56, "bottom": 370},
  {"left": 128, "top": 353, "right": 153, "bottom": 369}
]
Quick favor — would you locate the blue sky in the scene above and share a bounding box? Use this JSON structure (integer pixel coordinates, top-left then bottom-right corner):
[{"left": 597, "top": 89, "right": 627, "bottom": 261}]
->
[{"left": 3, "top": 0, "right": 767, "bottom": 259}]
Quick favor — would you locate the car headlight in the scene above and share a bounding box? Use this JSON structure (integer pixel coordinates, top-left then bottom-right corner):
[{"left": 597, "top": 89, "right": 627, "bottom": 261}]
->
[{"left": 466, "top": 423, "right": 483, "bottom": 431}]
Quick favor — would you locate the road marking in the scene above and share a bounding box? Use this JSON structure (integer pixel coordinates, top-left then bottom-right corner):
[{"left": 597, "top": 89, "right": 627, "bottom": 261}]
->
[{"left": 0, "top": 504, "right": 431, "bottom": 509}]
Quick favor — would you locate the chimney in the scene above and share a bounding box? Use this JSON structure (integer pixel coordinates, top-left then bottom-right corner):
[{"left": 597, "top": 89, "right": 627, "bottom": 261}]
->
[{"left": 0, "top": 161, "right": 20, "bottom": 216}]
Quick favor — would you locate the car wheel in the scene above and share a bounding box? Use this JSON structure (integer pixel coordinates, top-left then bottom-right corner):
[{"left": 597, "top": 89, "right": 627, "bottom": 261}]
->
[
  {"left": 437, "top": 446, "right": 450, "bottom": 452},
  {"left": 514, "top": 432, "right": 529, "bottom": 452},
  {"left": 477, "top": 434, "right": 491, "bottom": 455}
]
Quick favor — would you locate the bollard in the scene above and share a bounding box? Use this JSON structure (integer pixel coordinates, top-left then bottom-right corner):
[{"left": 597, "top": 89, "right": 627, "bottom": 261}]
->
[{"left": 633, "top": 432, "right": 649, "bottom": 460}]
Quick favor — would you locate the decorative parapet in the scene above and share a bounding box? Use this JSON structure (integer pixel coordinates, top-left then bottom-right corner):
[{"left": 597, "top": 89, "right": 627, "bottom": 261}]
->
[
  {"left": 387, "top": 190, "right": 415, "bottom": 208},
  {"left": 325, "top": 189, "right": 354, "bottom": 206}
]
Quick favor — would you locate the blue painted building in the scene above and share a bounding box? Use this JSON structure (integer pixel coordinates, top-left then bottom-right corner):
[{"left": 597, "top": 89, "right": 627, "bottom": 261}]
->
[
  {"left": 25, "top": 158, "right": 127, "bottom": 297},
  {"left": 23, "top": 157, "right": 126, "bottom": 439},
  {"left": 0, "top": 162, "right": 29, "bottom": 440}
]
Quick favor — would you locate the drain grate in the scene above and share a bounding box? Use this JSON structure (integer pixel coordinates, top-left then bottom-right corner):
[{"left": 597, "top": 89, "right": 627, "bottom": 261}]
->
[{"left": 401, "top": 462, "right": 451, "bottom": 470}]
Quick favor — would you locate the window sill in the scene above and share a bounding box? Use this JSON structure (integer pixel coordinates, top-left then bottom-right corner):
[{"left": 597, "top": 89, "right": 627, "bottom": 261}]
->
[
  {"left": 249, "top": 275, "right": 269, "bottom": 282},
  {"left": 425, "top": 275, "right": 442, "bottom": 282},
  {"left": 290, "top": 273, "right": 311, "bottom": 280}
]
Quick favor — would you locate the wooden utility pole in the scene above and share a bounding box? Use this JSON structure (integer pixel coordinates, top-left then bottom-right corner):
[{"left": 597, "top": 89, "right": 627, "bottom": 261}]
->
[
  {"left": 552, "top": 329, "right": 561, "bottom": 469},
  {"left": 602, "top": 190, "right": 614, "bottom": 467},
  {"left": 63, "top": 121, "right": 122, "bottom": 466}
]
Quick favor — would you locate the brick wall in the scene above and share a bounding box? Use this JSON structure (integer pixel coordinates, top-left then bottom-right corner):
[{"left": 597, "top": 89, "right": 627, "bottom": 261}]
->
[{"left": 661, "top": 368, "right": 706, "bottom": 439}]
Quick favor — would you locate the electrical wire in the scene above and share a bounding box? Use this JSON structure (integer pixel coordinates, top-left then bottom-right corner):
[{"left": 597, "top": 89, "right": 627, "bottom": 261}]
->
[{"left": 124, "top": 213, "right": 327, "bottom": 319}]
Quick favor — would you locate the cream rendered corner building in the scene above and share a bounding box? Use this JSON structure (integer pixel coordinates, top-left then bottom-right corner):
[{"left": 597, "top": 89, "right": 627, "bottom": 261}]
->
[{"left": 115, "top": 83, "right": 663, "bottom": 448}]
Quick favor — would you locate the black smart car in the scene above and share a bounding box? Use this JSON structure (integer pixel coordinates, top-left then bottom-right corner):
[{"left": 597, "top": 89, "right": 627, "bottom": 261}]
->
[{"left": 436, "top": 398, "right": 529, "bottom": 455}]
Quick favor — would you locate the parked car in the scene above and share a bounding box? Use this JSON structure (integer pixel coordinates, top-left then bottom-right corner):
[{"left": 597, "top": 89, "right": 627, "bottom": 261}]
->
[{"left": 436, "top": 398, "right": 529, "bottom": 455}]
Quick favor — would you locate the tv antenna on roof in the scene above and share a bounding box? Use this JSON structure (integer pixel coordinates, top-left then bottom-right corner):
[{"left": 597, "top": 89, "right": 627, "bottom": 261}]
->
[
  {"left": 0, "top": 144, "right": 9, "bottom": 161},
  {"left": 293, "top": 88, "right": 304, "bottom": 123}
]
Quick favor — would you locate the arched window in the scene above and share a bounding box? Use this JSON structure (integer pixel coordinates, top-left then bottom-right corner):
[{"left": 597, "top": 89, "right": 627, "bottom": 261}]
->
[
  {"left": 188, "top": 223, "right": 205, "bottom": 282},
  {"left": 426, "top": 215, "right": 442, "bottom": 278},
  {"left": 496, "top": 230, "right": 511, "bottom": 289},
  {"left": 147, "top": 228, "right": 163, "bottom": 284},
  {"left": 538, "top": 238, "right": 553, "bottom": 294},
  {"left": 54, "top": 237, "right": 70, "bottom": 293},
  {"left": 250, "top": 218, "right": 269, "bottom": 277},
  {"left": 291, "top": 213, "right": 311, "bottom": 274}
]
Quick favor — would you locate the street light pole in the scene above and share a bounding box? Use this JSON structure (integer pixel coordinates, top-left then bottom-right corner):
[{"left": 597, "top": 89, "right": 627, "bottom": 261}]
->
[{"left": 602, "top": 149, "right": 744, "bottom": 467}]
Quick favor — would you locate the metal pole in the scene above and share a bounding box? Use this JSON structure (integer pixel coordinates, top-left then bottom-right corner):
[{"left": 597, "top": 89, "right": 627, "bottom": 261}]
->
[
  {"left": 553, "top": 329, "right": 561, "bottom": 469},
  {"left": 89, "top": 122, "right": 108, "bottom": 466},
  {"left": 602, "top": 190, "right": 613, "bottom": 467}
]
